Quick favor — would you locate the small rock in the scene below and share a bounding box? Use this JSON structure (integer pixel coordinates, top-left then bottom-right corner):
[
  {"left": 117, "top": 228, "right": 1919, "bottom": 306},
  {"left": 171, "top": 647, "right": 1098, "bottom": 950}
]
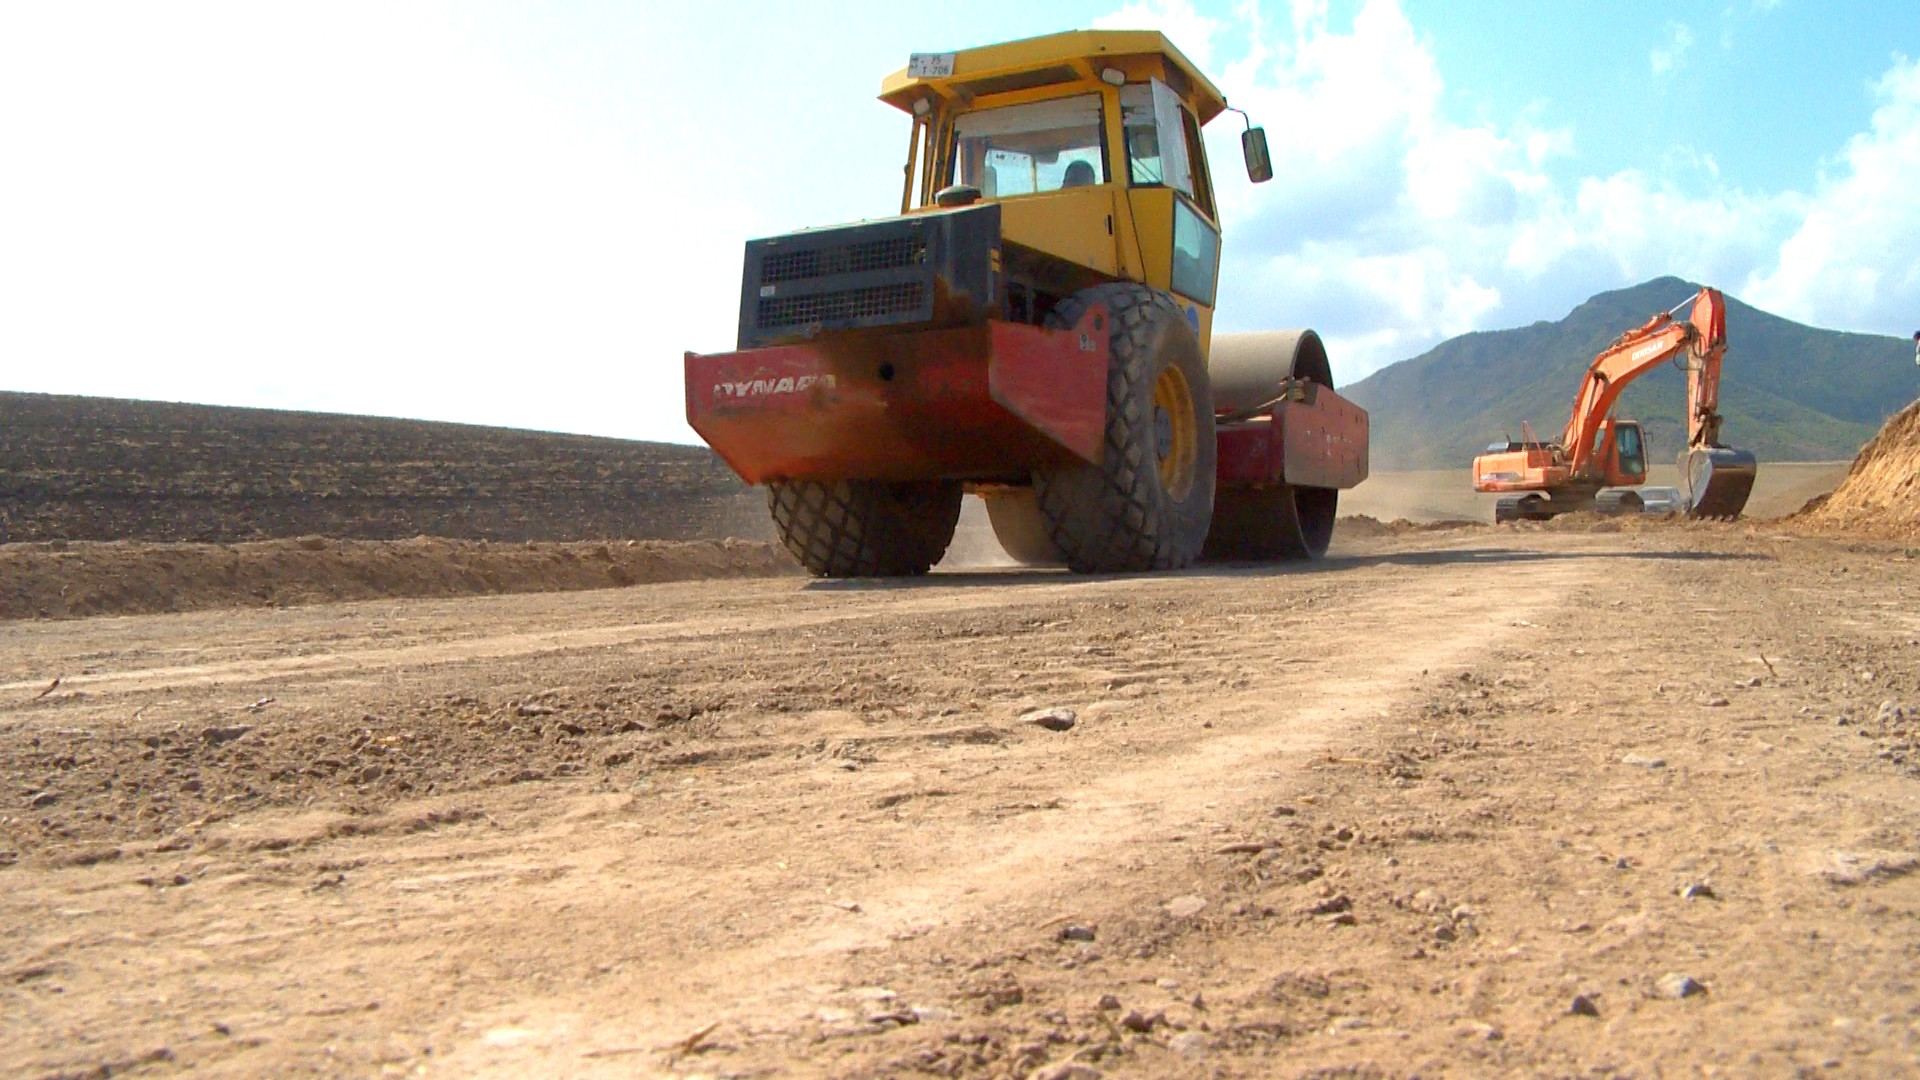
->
[
  {"left": 1119, "top": 1009, "right": 1162, "bottom": 1033},
  {"left": 201, "top": 724, "right": 253, "bottom": 746},
  {"left": 1739, "top": 676, "right": 1763, "bottom": 688},
  {"left": 1878, "top": 700, "right": 1908, "bottom": 724},
  {"left": 1569, "top": 994, "right": 1600, "bottom": 1017},
  {"left": 1410, "top": 888, "right": 1447, "bottom": 913},
  {"left": 1167, "top": 1032, "right": 1210, "bottom": 1059},
  {"left": 1433, "top": 923, "right": 1457, "bottom": 943},
  {"left": 1154, "top": 977, "right": 1181, "bottom": 991},
  {"left": 1057, "top": 924, "right": 1097, "bottom": 942},
  {"left": 1163, "top": 895, "right": 1208, "bottom": 919},
  {"left": 27, "top": 790, "right": 57, "bottom": 809},
  {"left": 1325, "top": 1016, "right": 1369, "bottom": 1033},
  {"left": 1456, "top": 1021, "right": 1503, "bottom": 1041},
  {"left": 1322, "top": 911, "right": 1357, "bottom": 927},
  {"left": 515, "top": 703, "right": 555, "bottom": 718},
  {"left": 1703, "top": 696, "right": 1730, "bottom": 708},
  {"left": 1679, "top": 882, "right": 1717, "bottom": 900},
  {"left": 910, "top": 1005, "right": 954, "bottom": 1023},
  {"left": 1028, "top": 1064, "right": 1102, "bottom": 1080},
  {"left": 1621, "top": 752, "right": 1666, "bottom": 769},
  {"left": 1095, "top": 994, "right": 1122, "bottom": 1011},
  {"left": 1296, "top": 894, "right": 1352, "bottom": 917},
  {"left": 1813, "top": 849, "right": 1920, "bottom": 886},
  {"left": 1656, "top": 973, "right": 1707, "bottom": 999},
  {"left": 1021, "top": 707, "right": 1077, "bottom": 732}
]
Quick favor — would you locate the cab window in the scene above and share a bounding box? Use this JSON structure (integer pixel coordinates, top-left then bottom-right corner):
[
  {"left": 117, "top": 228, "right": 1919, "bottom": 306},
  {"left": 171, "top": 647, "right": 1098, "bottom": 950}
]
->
[
  {"left": 1120, "top": 80, "right": 1194, "bottom": 197},
  {"left": 1178, "top": 107, "right": 1216, "bottom": 219},
  {"left": 1615, "top": 424, "right": 1646, "bottom": 475},
  {"left": 1172, "top": 199, "right": 1219, "bottom": 304},
  {"left": 953, "top": 94, "right": 1106, "bottom": 198}
]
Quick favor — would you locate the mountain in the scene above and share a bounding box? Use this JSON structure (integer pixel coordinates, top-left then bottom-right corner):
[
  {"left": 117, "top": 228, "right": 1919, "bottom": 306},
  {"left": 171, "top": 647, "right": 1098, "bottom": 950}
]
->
[{"left": 1341, "top": 277, "right": 1916, "bottom": 471}]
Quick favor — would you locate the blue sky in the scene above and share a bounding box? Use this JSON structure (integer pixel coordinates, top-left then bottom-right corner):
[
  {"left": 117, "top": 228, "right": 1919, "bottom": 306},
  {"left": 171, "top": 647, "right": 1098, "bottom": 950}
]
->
[{"left": 2, "top": 0, "right": 1915, "bottom": 443}]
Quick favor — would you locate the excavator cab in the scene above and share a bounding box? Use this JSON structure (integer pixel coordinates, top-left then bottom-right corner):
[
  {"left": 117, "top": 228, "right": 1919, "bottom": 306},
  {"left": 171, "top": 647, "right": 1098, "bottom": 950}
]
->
[{"left": 1598, "top": 419, "right": 1647, "bottom": 486}]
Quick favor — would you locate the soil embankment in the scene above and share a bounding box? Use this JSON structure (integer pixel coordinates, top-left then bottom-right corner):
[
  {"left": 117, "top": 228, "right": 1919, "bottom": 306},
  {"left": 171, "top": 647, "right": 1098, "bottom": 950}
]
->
[
  {"left": 1798, "top": 400, "right": 1920, "bottom": 539},
  {"left": 0, "top": 391, "right": 768, "bottom": 545}
]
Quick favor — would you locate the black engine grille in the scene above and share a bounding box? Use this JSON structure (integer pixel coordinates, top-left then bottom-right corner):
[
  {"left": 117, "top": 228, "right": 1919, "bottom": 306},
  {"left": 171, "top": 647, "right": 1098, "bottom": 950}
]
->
[
  {"left": 756, "top": 282, "right": 926, "bottom": 330},
  {"left": 736, "top": 204, "right": 999, "bottom": 349},
  {"left": 760, "top": 235, "right": 925, "bottom": 285}
]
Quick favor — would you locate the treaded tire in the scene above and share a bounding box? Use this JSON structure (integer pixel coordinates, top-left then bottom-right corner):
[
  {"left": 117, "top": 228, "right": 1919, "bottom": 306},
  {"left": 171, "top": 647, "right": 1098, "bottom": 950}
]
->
[
  {"left": 1034, "top": 283, "right": 1216, "bottom": 573},
  {"left": 768, "top": 479, "right": 962, "bottom": 577}
]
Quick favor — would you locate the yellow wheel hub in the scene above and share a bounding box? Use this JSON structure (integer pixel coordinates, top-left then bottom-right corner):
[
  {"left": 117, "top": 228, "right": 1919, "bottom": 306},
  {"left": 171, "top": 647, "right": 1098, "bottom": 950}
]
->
[{"left": 1151, "top": 365, "right": 1199, "bottom": 501}]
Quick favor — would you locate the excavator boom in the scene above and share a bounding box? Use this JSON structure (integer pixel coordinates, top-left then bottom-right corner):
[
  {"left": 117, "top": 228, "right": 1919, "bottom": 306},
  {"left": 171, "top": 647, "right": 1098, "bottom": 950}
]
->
[{"left": 1561, "top": 288, "right": 1724, "bottom": 474}]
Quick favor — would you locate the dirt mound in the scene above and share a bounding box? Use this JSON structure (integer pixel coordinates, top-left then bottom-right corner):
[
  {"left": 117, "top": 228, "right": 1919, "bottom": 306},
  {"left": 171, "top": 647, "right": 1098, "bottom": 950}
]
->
[
  {"left": 1335, "top": 514, "right": 1482, "bottom": 539},
  {"left": 0, "top": 536, "right": 798, "bottom": 621},
  {"left": 1798, "top": 400, "right": 1920, "bottom": 538}
]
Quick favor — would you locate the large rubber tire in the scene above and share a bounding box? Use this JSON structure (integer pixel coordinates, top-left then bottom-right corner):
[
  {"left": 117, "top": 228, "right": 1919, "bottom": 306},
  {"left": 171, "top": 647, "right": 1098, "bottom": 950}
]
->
[
  {"left": 981, "top": 489, "right": 1065, "bottom": 565},
  {"left": 1034, "top": 284, "right": 1216, "bottom": 573},
  {"left": 767, "top": 479, "right": 962, "bottom": 577}
]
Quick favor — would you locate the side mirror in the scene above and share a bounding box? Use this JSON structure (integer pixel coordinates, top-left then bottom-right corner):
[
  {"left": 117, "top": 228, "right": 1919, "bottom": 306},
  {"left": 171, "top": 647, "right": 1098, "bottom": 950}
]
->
[{"left": 1242, "top": 127, "right": 1273, "bottom": 184}]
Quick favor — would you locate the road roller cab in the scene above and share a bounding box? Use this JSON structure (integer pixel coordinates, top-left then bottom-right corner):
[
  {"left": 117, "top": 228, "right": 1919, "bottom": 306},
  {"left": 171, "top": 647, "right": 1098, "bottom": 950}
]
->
[{"left": 685, "top": 30, "right": 1370, "bottom": 576}]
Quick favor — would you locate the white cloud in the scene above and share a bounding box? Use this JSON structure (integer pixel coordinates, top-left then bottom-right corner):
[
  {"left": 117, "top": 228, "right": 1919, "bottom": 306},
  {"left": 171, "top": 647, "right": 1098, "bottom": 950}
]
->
[
  {"left": 1745, "top": 56, "right": 1920, "bottom": 331},
  {"left": 1105, "top": 1, "right": 1914, "bottom": 384},
  {"left": 1651, "top": 22, "right": 1695, "bottom": 76},
  {"left": 1094, "top": 0, "right": 1222, "bottom": 71}
]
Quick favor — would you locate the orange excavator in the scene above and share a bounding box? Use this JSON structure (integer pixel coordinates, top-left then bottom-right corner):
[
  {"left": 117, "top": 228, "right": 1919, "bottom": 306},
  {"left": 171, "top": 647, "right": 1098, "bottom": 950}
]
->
[{"left": 1472, "top": 286, "right": 1757, "bottom": 523}]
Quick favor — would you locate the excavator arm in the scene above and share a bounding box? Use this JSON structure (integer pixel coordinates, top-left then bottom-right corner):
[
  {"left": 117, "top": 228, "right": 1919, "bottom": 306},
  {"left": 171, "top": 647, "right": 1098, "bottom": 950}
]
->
[
  {"left": 1681, "top": 288, "right": 1729, "bottom": 450},
  {"left": 1561, "top": 287, "right": 1726, "bottom": 475}
]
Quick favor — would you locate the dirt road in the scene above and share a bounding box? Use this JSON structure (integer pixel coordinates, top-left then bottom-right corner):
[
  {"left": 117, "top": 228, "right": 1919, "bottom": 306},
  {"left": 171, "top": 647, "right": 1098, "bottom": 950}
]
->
[{"left": 5, "top": 528, "right": 1918, "bottom": 1078}]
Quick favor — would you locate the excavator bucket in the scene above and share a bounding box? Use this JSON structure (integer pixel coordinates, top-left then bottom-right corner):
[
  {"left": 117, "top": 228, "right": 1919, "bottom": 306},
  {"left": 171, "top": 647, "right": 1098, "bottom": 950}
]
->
[{"left": 1684, "top": 447, "right": 1757, "bottom": 519}]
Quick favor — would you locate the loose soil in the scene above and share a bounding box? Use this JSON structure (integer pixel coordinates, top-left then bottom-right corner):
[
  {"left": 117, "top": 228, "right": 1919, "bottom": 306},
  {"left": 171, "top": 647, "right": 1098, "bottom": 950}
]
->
[
  {"left": 5, "top": 527, "right": 1918, "bottom": 1078},
  {"left": 1798, "top": 400, "right": 1920, "bottom": 540},
  {"left": 0, "top": 537, "right": 797, "bottom": 622}
]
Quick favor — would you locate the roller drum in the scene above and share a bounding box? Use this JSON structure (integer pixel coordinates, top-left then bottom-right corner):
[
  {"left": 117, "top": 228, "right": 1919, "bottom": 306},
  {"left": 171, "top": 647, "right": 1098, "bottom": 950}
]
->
[
  {"left": 1203, "top": 330, "right": 1340, "bottom": 560},
  {"left": 1684, "top": 447, "right": 1758, "bottom": 519}
]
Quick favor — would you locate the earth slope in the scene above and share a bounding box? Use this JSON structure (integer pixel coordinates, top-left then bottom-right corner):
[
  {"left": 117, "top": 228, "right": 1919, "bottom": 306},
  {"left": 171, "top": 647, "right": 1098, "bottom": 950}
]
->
[
  {"left": 0, "top": 391, "right": 765, "bottom": 544},
  {"left": 1801, "top": 399, "right": 1920, "bottom": 538}
]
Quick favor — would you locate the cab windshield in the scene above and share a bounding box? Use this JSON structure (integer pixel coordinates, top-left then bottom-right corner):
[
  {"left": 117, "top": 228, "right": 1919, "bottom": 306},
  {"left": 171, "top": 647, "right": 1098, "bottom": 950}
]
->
[
  {"left": 952, "top": 94, "right": 1105, "bottom": 199},
  {"left": 1615, "top": 424, "right": 1645, "bottom": 474}
]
